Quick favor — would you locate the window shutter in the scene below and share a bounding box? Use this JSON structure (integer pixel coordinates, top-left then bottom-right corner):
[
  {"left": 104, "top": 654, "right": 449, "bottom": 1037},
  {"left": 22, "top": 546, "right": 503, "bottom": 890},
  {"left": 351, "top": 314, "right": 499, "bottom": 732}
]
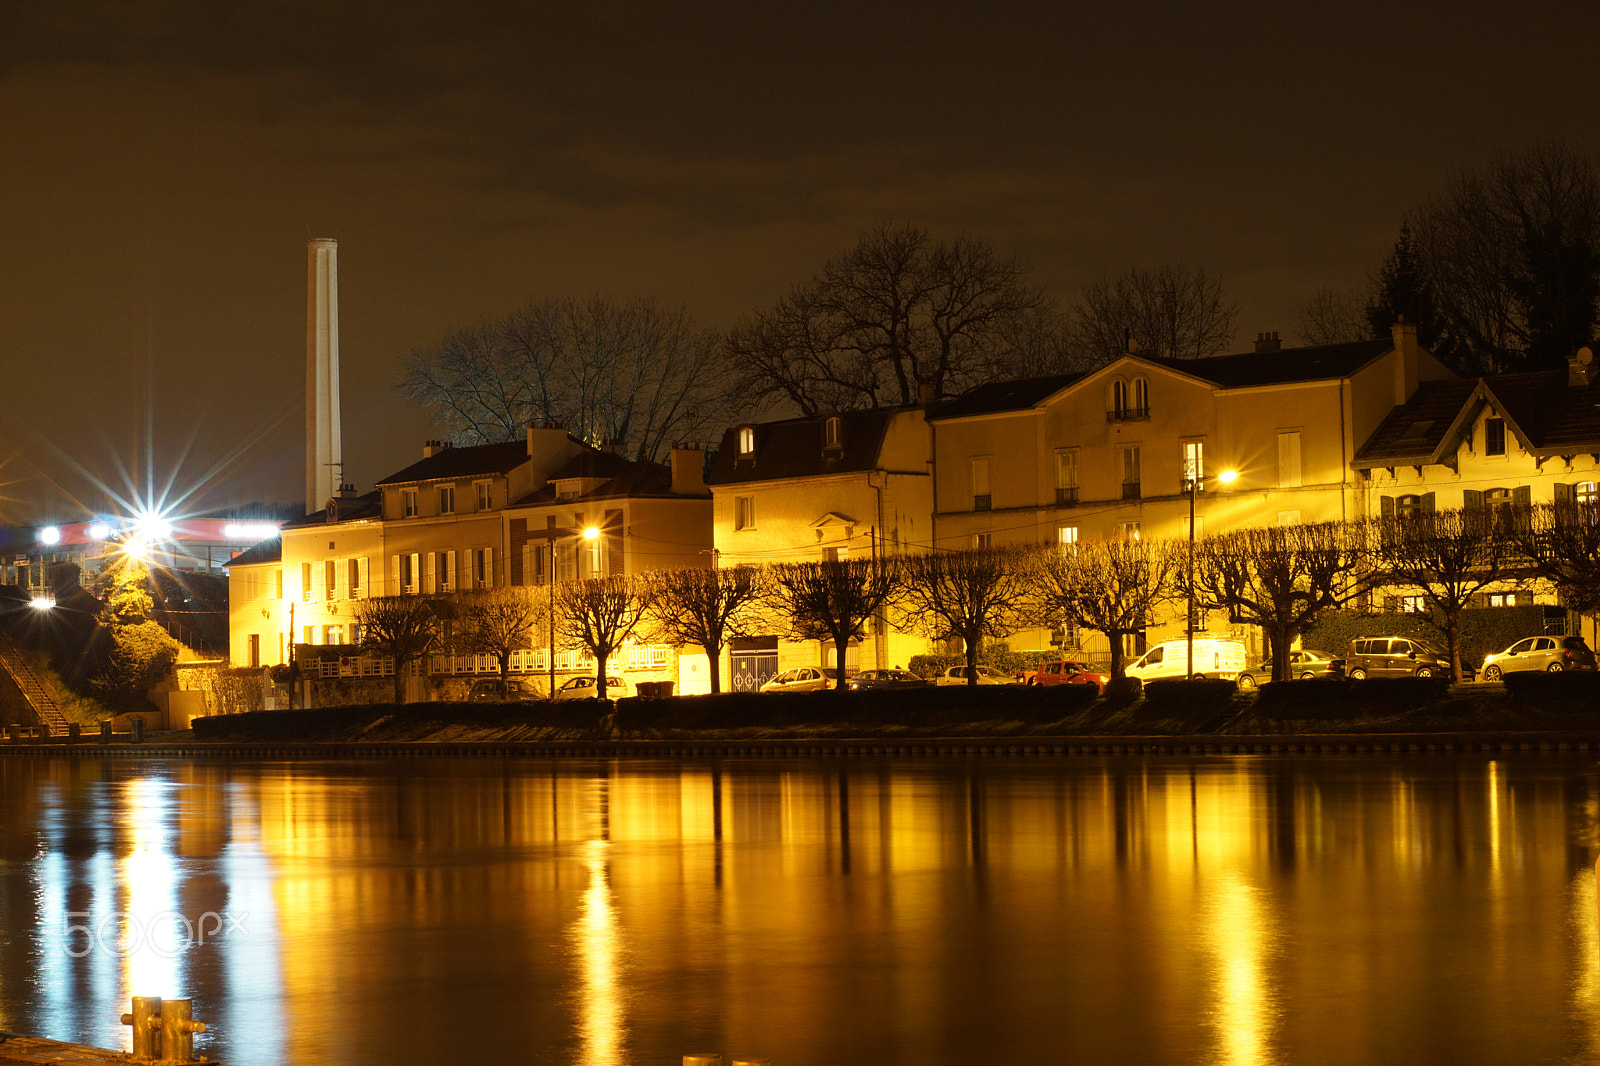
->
[
  {"left": 1384, "top": 596, "right": 1397, "bottom": 611},
  {"left": 425, "top": 552, "right": 436, "bottom": 593},
  {"left": 1462, "top": 489, "right": 1482, "bottom": 510},
  {"left": 446, "top": 549, "right": 457, "bottom": 591},
  {"left": 390, "top": 555, "right": 400, "bottom": 595},
  {"left": 1421, "top": 492, "right": 1436, "bottom": 513},
  {"left": 485, "top": 547, "right": 494, "bottom": 588},
  {"left": 1380, "top": 496, "right": 1395, "bottom": 517},
  {"left": 410, "top": 553, "right": 421, "bottom": 593},
  {"left": 359, "top": 557, "right": 369, "bottom": 596},
  {"left": 1556, "top": 483, "right": 1575, "bottom": 505},
  {"left": 1515, "top": 591, "right": 1531, "bottom": 606},
  {"left": 1512, "top": 485, "right": 1531, "bottom": 508}
]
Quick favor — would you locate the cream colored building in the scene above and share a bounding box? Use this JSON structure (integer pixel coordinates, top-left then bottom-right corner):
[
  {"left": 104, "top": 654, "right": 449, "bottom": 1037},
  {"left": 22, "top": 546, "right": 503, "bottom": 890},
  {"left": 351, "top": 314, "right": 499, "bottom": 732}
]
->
[
  {"left": 927, "top": 324, "right": 1454, "bottom": 656},
  {"left": 708, "top": 407, "right": 935, "bottom": 689}
]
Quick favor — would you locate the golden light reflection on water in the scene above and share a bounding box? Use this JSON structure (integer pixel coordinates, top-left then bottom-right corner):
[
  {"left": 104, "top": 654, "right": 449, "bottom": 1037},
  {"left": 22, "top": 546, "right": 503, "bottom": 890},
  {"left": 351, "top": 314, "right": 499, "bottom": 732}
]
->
[
  {"left": 572, "top": 839, "right": 627, "bottom": 1066},
  {"left": 117, "top": 777, "right": 179, "bottom": 1006},
  {"left": 1201, "top": 871, "right": 1281, "bottom": 1066}
]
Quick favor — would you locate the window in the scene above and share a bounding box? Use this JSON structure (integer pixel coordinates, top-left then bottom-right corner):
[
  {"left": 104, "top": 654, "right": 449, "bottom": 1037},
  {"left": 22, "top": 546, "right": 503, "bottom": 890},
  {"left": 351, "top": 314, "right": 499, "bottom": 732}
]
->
[
  {"left": 324, "top": 559, "right": 337, "bottom": 600},
  {"left": 735, "top": 496, "right": 755, "bottom": 530},
  {"left": 973, "top": 533, "right": 992, "bottom": 549},
  {"left": 348, "top": 558, "right": 365, "bottom": 599},
  {"left": 1484, "top": 417, "right": 1506, "bottom": 456},
  {"left": 301, "top": 562, "right": 314, "bottom": 602},
  {"left": 1182, "top": 440, "right": 1204, "bottom": 485},
  {"left": 402, "top": 490, "right": 418, "bottom": 518},
  {"left": 1277, "top": 510, "right": 1301, "bottom": 526},
  {"left": 737, "top": 426, "right": 755, "bottom": 456},
  {"left": 475, "top": 481, "right": 492, "bottom": 510},
  {"left": 824, "top": 545, "right": 849, "bottom": 562},
  {"left": 1111, "top": 379, "right": 1128, "bottom": 418},
  {"left": 438, "top": 486, "right": 455, "bottom": 514},
  {"left": 1397, "top": 494, "right": 1423, "bottom": 519},
  {"left": 1398, "top": 595, "right": 1427, "bottom": 614},
  {"left": 1122, "top": 521, "right": 1141, "bottom": 541},
  {"left": 274, "top": 569, "right": 283, "bottom": 600},
  {"left": 248, "top": 634, "right": 260, "bottom": 669},
  {"left": 1579, "top": 482, "right": 1599, "bottom": 505},
  {"left": 397, "top": 552, "right": 419, "bottom": 594},
  {"left": 1133, "top": 377, "right": 1148, "bottom": 414},
  {"left": 824, "top": 417, "right": 842, "bottom": 449},
  {"left": 437, "top": 550, "right": 456, "bottom": 593},
  {"left": 349, "top": 624, "right": 363, "bottom": 645},
  {"left": 1107, "top": 378, "right": 1148, "bottom": 421},
  {"left": 971, "top": 458, "right": 991, "bottom": 511},
  {"left": 323, "top": 624, "right": 344, "bottom": 645},
  {"left": 1121, "top": 447, "right": 1141, "bottom": 499},
  {"left": 303, "top": 625, "right": 314, "bottom": 645},
  {"left": 471, "top": 548, "right": 494, "bottom": 589},
  {"left": 1057, "top": 526, "right": 1078, "bottom": 548},
  {"left": 1486, "top": 592, "right": 1515, "bottom": 608},
  {"left": 1278, "top": 430, "right": 1302, "bottom": 488},
  {"left": 1055, "top": 451, "right": 1078, "bottom": 505}
]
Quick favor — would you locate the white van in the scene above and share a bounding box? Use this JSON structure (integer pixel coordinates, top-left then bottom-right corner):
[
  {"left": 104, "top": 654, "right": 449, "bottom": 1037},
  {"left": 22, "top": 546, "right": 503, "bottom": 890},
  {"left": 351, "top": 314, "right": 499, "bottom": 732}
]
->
[{"left": 1125, "top": 639, "right": 1248, "bottom": 682}]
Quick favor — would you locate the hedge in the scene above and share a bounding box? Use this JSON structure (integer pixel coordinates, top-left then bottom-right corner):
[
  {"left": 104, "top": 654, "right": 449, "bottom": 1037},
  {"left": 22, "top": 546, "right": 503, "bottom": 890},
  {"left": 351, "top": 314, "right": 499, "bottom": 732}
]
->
[
  {"left": 1500, "top": 671, "right": 1600, "bottom": 709},
  {"left": 1255, "top": 676, "right": 1451, "bottom": 720},
  {"left": 1303, "top": 606, "right": 1555, "bottom": 673},
  {"left": 1135, "top": 679, "right": 1239, "bottom": 723},
  {"left": 615, "top": 683, "right": 1099, "bottom": 730},
  {"left": 908, "top": 649, "right": 1109, "bottom": 680}
]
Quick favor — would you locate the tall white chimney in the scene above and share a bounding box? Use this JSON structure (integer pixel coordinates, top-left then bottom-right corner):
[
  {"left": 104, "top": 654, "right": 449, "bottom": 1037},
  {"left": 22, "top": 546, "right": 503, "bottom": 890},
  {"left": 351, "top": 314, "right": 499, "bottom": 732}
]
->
[{"left": 306, "top": 238, "right": 343, "bottom": 513}]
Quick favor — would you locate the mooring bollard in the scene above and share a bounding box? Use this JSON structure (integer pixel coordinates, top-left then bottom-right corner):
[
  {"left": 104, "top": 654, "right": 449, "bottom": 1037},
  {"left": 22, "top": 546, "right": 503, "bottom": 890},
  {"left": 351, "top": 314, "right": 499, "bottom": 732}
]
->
[
  {"left": 100, "top": 719, "right": 112, "bottom": 744},
  {"left": 131, "top": 718, "right": 144, "bottom": 743},
  {"left": 731, "top": 1059, "right": 773, "bottom": 1065},
  {"left": 684, "top": 1056, "right": 723, "bottom": 1066},
  {"left": 121, "top": 996, "right": 162, "bottom": 1061}
]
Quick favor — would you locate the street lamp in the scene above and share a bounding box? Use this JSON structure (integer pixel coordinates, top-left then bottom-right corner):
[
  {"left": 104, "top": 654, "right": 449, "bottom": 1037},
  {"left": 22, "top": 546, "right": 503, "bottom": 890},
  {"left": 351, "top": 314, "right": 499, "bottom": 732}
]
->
[
  {"left": 532, "top": 525, "right": 600, "bottom": 697},
  {"left": 1185, "top": 466, "right": 1236, "bottom": 679}
]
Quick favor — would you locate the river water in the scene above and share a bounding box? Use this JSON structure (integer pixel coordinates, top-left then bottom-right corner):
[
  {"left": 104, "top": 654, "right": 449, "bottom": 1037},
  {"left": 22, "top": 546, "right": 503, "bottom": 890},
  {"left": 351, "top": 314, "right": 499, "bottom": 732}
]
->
[{"left": 1, "top": 754, "right": 1598, "bottom": 1065}]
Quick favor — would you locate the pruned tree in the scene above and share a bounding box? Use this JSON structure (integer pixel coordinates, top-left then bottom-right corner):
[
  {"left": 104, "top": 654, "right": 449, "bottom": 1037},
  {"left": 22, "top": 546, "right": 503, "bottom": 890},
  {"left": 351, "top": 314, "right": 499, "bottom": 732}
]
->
[
  {"left": 1068, "top": 264, "right": 1238, "bottom": 362},
  {"left": 397, "top": 294, "right": 729, "bottom": 462},
  {"left": 454, "top": 586, "right": 541, "bottom": 695},
  {"left": 723, "top": 223, "right": 1044, "bottom": 416},
  {"left": 645, "top": 565, "right": 766, "bottom": 694},
  {"left": 1297, "top": 286, "right": 1374, "bottom": 347},
  {"left": 892, "top": 547, "right": 1032, "bottom": 685},
  {"left": 1029, "top": 537, "right": 1180, "bottom": 678},
  {"left": 766, "top": 558, "right": 902, "bottom": 690},
  {"left": 1193, "top": 523, "right": 1363, "bottom": 684},
  {"left": 554, "top": 574, "right": 654, "bottom": 698},
  {"left": 1409, "top": 143, "right": 1600, "bottom": 374},
  {"left": 1505, "top": 500, "right": 1600, "bottom": 615},
  {"left": 356, "top": 595, "right": 444, "bottom": 704},
  {"left": 1368, "top": 508, "right": 1522, "bottom": 682}
]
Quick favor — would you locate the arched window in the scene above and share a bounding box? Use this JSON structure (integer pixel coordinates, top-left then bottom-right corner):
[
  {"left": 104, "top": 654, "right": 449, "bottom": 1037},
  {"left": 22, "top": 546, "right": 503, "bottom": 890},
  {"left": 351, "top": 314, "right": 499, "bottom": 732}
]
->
[
  {"left": 1132, "top": 377, "right": 1148, "bottom": 416},
  {"left": 737, "top": 426, "right": 754, "bottom": 456},
  {"left": 824, "top": 417, "right": 842, "bottom": 449},
  {"left": 1111, "top": 379, "right": 1128, "bottom": 418}
]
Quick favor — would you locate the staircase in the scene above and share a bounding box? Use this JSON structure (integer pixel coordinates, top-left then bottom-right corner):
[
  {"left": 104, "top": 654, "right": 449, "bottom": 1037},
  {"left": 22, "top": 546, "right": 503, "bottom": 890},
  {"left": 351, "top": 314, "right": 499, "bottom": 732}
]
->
[{"left": 0, "top": 634, "right": 70, "bottom": 736}]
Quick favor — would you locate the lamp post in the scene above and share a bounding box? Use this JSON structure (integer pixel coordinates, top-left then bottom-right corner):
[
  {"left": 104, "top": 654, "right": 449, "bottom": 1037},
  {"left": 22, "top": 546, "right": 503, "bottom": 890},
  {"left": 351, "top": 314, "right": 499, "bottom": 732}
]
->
[
  {"left": 536, "top": 525, "right": 601, "bottom": 697},
  {"left": 1185, "top": 466, "right": 1236, "bottom": 679}
]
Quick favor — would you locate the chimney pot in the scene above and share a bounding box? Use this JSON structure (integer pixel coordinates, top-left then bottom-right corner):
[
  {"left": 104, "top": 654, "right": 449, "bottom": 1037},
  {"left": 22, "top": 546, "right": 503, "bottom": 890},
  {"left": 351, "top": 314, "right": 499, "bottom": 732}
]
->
[{"left": 1253, "top": 332, "right": 1281, "bottom": 354}]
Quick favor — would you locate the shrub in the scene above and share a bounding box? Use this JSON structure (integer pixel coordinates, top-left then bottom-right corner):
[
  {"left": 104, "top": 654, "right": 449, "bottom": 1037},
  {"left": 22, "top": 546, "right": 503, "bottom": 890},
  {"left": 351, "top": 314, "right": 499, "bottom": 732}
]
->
[
  {"left": 1500, "top": 671, "right": 1600, "bottom": 709},
  {"left": 1102, "top": 676, "right": 1142, "bottom": 706},
  {"left": 1256, "top": 675, "right": 1450, "bottom": 720},
  {"left": 1136, "top": 679, "right": 1239, "bottom": 723}
]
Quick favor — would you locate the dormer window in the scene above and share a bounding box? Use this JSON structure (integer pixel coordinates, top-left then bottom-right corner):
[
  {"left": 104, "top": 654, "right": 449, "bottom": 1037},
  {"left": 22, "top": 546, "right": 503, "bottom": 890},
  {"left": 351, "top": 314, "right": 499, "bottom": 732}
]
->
[
  {"left": 1108, "top": 377, "right": 1149, "bottom": 422},
  {"left": 824, "top": 417, "right": 842, "bottom": 450},
  {"left": 1484, "top": 417, "right": 1506, "bottom": 456},
  {"left": 737, "top": 426, "right": 755, "bottom": 456},
  {"left": 402, "top": 490, "right": 418, "bottom": 518}
]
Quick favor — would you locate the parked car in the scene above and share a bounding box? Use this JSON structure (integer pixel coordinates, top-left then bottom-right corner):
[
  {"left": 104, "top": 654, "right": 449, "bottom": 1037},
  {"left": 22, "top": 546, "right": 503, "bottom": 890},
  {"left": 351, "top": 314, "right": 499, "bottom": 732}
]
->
[
  {"left": 467, "top": 678, "right": 543, "bottom": 702},
  {"left": 935, "top": 665, "right": 1019, "bottom": 686},
  {"left": 1234, "top": 649, "right": 1339, "bottom": 688},
  {"left": 1481, "top": 635, "right": 1597, "bottom": 679},
  {"left": 1342, "top": 636, "right": 1472, "bottom": 681},
  {"left": 847, "top": 668, "right": 931, "bottom": 690},
  {"left": 554, "top": 675, "right": 629, "bottom": 699},
  {"left": 760, "top": 667, "right": 843, "bottom": 692},
  {"left": 1020, "top": 660, "right": 1110, "bottom": 694},
  {"left": 1125, "top": 639, "right": 1248, "bottom": 683}
]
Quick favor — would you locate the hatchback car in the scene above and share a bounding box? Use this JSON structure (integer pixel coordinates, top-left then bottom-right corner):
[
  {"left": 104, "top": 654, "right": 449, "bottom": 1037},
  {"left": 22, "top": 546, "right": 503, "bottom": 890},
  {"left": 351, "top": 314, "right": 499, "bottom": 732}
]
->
[
  {"left": 1235, "top": 649, "right": 1339, "bottom": 688},
  {"left": 1343, "top": 636, "right": 1469, "bottom": 680},
  {"left": 935, "top": 665, "right": 1019, "bottom": 686},
  {"left": 467, "top": 678, "right": 542, "bottom": 702},
  {"left": 1021, "top": 660, "right": 1109, "bottom": 694},
  {"left": 1481, "top": 635, "right": 1597, "bottom": 679},
  {"left": 847, "top": 668, "right": 931, "bottom": 690},
  {"left": 760, "top": 667, "right": 842, "bottom": 692},
  {"left": 554, "top": 675, "right": 629, "bottom": 700}
]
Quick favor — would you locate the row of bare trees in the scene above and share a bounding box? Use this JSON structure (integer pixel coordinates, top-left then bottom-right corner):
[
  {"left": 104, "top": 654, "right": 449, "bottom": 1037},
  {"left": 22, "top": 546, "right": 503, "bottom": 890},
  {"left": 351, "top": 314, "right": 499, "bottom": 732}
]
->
[{"left": 350, "top": 502, "right": 1600, "bottom": 701}]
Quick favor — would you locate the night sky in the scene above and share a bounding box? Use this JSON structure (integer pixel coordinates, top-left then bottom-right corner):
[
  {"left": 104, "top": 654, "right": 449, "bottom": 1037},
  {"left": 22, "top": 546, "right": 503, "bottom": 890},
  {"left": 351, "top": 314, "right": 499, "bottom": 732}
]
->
[{"left": 3, "top": 1, "right": 1598, "bottom": 522}]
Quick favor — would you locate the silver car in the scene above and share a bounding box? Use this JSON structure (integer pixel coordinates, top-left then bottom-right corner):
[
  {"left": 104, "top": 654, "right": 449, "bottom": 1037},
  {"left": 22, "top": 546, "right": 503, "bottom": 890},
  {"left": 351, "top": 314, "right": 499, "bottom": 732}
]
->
[
  {"left": 1481, "top": 635, "right": 1597, "bottom": 680},
  {"left": 760, "top": 667, "right": 842, "bottom": 692},
  {"left": 935, "top": 665, "right": 1019, "bottom": 686}
]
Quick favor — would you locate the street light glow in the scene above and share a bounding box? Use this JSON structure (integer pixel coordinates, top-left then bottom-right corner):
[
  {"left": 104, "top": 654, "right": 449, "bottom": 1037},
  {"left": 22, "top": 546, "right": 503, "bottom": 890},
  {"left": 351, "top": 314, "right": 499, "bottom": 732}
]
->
[
  {"left": 87, "top": 522, "right": 111, "bottom": 540},
  {"left": 582, "top": 526, "right": 601, "bottom": 540},
  {"left": 1219, "top": 469, "right": 1238, "bottom": 484},
  {"left": 30, "top": 596, "right": 55, "bottom": 611},
  {"left": 135, "top": 513, "right": 173, "bottom": 540},
  {"left": 37, "top": 526, "right": 61, "bottom": 546}
]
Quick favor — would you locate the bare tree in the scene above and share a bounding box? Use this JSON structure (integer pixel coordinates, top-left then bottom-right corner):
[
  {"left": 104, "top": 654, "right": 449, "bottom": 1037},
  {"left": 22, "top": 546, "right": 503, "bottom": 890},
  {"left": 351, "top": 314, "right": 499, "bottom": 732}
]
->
[
  {"left": 1193, "top": 523, "right": 1363, "bottom": 684},
  {"left": 645, "top": 565, "right": 766, "bottom": 694},
  {"left": 766, "top": 558, "right": 902, "bottom": 690},
  {"left": 1368, "top": 509, "right": 1521, "bottom": 682},
  {"left": 454, "top": 586, "right": 541, "bottom": 695},
  {"left": 1411, "top": 143, "right": 1600, "bottom": 373},
  {"left": 892, "top": 548, "right": 1032, "bottom": 685},
  {"left": 1030, "top": 538, "right": 1180, "bottom": 678},
  {"left": 398, "top": 294, "right": 729, "bottom": 462},
  {"left": 1296, "top": 286, "right": 1374, "bottom": 346},
  {"left": 724, "top": 223, "right": 1044, "bottom": 416},
  {"left": 554, "top": 574, "right": 654, "bottom": 698},
  {"left": 1068, "top": 264, "right": 1238, "bottom": 363},
  {"left": 993, "top": 303, "right": 1096, "bottom": 377},
  {"left": 356, "top": 595, "right": 443, "bottom": 704},
  {"left": 1506, "top": 501, "right": 1600, "bottom": 616}
]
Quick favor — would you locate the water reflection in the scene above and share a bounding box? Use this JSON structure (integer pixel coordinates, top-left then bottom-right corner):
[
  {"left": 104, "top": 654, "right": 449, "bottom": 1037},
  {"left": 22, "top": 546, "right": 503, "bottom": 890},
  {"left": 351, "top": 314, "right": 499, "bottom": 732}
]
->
[{"left": 1, "top": 755, "right": 1598, "bottom": 1065}]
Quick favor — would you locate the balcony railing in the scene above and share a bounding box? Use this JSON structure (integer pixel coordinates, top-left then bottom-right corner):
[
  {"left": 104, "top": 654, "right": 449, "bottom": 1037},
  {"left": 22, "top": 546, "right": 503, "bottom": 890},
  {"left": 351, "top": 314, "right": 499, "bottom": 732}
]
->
[
  {"left": 1055, "top": 486, "right": 1079, "bottom": 506},
  {"left": 1121, "top": 482, "right": 1141, "bottom": 500},
  {"left": 1106, "top": 406, "right": 1150, "bottom": 423},
  {"left": 972, "top": 494, "right": 992, "bottom": 512}
]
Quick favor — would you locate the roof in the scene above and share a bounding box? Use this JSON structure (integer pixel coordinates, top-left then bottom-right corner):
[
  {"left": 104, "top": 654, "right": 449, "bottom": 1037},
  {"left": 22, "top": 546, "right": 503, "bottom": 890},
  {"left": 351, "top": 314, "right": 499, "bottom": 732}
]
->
[
  {"left": 280, "top": 490, "right": 383, "bottom": 530},
  {"left": 224, "top": 537, "right": 281, "bottom": 567},
  {"left": 510, "top": 452, "right": 684, "bottom": 505},
  {"left": 707, "top": 409, "right": 896, "bottom": 485},
  {"left": 375, "top": 441, "right": 532, "bottom": 486},
  {"left": 1353, "top": 369, "right": 1600, "bottom": 466},
  {"left": 1137, "top": 338, "right": 1393, "bottom": 388},
  {"left": 927, "top": 373, "right": 1085, "bottom": 420}
]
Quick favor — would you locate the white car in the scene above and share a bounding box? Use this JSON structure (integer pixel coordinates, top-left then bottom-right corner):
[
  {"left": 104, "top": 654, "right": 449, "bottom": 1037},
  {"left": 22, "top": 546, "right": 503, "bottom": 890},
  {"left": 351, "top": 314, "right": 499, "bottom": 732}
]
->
[
  {"left": 935, "top": 665, "right": 1018, "bottom": 686},
  {"left": 554, "top": 676, "right": 628, "bottom": 700},
  {"left": 760, "top": 667, "right": 842, "bottom": 692}
]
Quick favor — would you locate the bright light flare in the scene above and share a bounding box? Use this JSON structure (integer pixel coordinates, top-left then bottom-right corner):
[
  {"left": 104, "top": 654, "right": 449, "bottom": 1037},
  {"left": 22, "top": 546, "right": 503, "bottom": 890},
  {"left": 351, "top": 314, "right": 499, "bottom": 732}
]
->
[
  {"left": 222, "top": 522, "right": 280, "bottom": 542},
  {"left": 37, "top": 526, "right": 60, "bottom": 546},
  {"left": 30, "top": 596, "right": 55, "bottom": 611},
  {"left": 1219, "top": 469, "right": 1238, "bottom": 484},
  {"left": 121, "top": 538, "right": 149, "bottom": 562},
  {"left": 582, "top": 526, "right": 601, "bottom": 541},
  {"left": 87, "top": 522, "right": 112, "bottom": 540},
  {"left": 133, "top": 513, "right": 173, "bottom": 540}
]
